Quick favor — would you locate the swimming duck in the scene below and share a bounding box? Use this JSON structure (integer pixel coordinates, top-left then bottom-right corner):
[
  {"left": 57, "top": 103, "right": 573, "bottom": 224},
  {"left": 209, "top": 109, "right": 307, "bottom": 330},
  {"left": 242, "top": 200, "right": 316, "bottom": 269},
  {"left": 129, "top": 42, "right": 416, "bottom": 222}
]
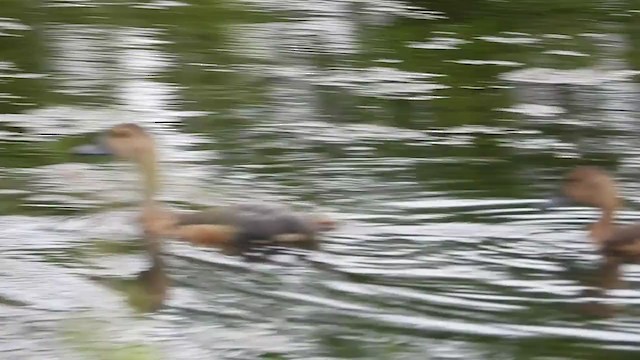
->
[
  {"left": 543, "top": 166, "right": 640, "bottom": 261},
  {"left": 73, "top": 123, "right": 335, "bottom": 255}
]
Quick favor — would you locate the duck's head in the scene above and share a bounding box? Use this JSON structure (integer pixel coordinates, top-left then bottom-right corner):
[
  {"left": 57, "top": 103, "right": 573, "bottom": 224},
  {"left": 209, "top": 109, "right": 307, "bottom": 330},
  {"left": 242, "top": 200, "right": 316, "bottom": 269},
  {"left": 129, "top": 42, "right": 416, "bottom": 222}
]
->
[
  {"left": 73, "top": 123, "right": 155, "bottom": 162},
  {"left": 73, "top": 123, "right": 159, "bottom": 201},
  {"left": 542, "top": 166, "right": 620, "bottom": 211}
]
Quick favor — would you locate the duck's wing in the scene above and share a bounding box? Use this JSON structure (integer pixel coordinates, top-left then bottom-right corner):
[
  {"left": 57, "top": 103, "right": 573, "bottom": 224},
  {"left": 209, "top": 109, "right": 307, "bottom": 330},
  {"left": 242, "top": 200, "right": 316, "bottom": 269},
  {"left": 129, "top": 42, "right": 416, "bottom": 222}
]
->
[
  {"left": 174, "top": 204, "right": 318, "bottom": 249},
  {"left": 601, "top": 224, "right": 640, "bottom": 259}
]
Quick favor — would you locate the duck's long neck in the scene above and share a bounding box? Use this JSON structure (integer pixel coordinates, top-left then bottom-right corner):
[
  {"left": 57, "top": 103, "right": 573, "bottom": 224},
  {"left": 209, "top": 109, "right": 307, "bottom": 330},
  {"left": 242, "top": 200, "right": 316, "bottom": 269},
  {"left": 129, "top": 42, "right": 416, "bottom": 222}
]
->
[
  {"left": 138, "top": 150, "right": 159, "bottom": 206},
  {"left": 591, "top": 206, "right": 616, "bottom": 244},
  {"left": 601, "top": 207, "right": 615, "bottom": 224},
  {"left": 136, "top": 149, "right": 165, "bottom": 269}
]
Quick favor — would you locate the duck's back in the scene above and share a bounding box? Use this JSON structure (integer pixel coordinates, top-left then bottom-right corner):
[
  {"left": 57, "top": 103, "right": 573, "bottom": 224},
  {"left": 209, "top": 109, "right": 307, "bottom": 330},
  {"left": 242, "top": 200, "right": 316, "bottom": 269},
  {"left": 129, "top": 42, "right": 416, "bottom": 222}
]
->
[{"left": 175, "top": 203, "right": 317, "bottom": 251}]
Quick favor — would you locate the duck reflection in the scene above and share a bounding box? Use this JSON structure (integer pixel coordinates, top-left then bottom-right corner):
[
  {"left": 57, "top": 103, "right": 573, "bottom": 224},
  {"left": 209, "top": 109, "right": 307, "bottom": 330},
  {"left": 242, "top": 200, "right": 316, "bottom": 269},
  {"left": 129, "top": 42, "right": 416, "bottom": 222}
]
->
[
  {"left": 94, "top": 233, "right": 168, "bottom": 313},
  {"left": 578, "top": 256, "right": 623, "bottom": 318}
]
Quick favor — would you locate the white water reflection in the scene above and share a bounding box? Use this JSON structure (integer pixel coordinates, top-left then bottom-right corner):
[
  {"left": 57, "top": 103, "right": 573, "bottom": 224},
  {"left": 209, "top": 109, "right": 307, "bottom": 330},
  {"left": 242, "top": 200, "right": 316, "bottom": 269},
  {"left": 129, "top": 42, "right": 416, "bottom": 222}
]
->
[
  {"left": 447, "top": 59, "right": 523, "bottom": 67},
  {"left": 0, "top": 17, "right": 30, "bottom": 37},
  {"left": 408, "top": 36, "right": 469, "bottom": 50},
  {"left": 502, "top": 67, "right": 640, "bottom": 86},
  {"left": 498, "top": 27, "right": 640, "bottom": 164},
  {"left": 543, "top": 50, "right": 590, "bottom": 57},
  {"left": 499, "top": 103, "right": 566, "bottom": 117},
  {"left": 316, "top": 67, "right": 447, "bottom": 99},
  {"left": 477, "top": 34, "right": 540, "bottom": 45},
  {"left": 133, "top": 0, "right": 189, "bottom": 10}
]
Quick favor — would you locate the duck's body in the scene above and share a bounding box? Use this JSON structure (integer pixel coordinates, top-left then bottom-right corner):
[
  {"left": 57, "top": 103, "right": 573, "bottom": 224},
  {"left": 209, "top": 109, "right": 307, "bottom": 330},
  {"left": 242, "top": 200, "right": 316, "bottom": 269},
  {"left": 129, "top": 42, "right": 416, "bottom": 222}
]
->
[
  {"left": 142, "top": 202, "right": 328, "bottom": 254},
  {"left": 544, "top": 166, "right": 640, "bottom": 261},
  {"left": 598, "top": 224, "right": 640, "bottom": 260},
  {"left": 75, "top": 123, "right": 335, "bottom": 255},
  {"left": 183, "top": 203, "right": 328, "bottom": 241}
]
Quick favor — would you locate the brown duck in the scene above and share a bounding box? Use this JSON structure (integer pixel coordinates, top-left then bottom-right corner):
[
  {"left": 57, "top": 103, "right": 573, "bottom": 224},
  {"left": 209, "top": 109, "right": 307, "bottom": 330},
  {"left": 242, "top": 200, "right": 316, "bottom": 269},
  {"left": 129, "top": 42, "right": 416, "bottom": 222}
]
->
[
  {"left": 73, "top": 123, "right": 336, "bottom": 255},
  {"left": 543, "top": 166, "right": 640, "bottom": 261}
]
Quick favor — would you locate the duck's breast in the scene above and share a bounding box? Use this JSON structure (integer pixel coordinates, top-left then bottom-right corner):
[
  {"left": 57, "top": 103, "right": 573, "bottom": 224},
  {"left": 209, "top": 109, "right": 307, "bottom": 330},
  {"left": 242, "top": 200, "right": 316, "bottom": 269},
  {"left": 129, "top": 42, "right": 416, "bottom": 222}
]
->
[{"left": 602, "top": 224, "right": 640, "bottom": 259}]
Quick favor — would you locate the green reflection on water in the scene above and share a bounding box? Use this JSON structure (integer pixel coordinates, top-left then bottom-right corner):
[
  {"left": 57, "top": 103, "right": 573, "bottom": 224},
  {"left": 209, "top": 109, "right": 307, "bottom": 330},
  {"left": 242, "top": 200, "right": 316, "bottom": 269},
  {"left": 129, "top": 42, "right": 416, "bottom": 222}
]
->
[{"left": 1, "top": 0, "right": 640, "bottom": 358}]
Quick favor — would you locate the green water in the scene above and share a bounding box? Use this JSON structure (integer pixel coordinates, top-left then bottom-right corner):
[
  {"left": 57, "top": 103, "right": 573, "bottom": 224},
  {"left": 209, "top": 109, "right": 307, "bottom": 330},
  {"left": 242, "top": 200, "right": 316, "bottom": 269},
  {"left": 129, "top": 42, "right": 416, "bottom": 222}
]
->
[{"left": 2, "top": 0, "right": 640, "bottom": 359}]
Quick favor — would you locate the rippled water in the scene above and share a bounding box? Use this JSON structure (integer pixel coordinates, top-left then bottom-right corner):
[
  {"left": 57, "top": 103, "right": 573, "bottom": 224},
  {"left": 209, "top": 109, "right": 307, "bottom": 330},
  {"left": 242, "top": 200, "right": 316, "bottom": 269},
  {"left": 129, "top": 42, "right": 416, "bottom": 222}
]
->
[{"left": 2, "top": 0, "right": 640, "bottom": 359}]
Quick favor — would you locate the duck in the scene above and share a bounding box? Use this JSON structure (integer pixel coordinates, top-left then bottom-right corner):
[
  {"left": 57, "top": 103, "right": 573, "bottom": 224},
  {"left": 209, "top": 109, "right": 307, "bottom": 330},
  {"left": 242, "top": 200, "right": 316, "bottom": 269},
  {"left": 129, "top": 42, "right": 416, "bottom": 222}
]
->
[
  {"left": 73, "top": 123, "right": 336, "bottom": 256},
  {"left": 542, "top": 166, "right": 640, "bottom": 261}
]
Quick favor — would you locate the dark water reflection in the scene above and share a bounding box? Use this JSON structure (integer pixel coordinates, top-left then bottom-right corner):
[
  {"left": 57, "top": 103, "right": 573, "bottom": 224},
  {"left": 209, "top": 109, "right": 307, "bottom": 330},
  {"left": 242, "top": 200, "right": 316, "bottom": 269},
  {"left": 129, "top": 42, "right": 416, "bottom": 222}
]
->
[{"left": 2, "top": 0, "right": 640, "bottom": 358}]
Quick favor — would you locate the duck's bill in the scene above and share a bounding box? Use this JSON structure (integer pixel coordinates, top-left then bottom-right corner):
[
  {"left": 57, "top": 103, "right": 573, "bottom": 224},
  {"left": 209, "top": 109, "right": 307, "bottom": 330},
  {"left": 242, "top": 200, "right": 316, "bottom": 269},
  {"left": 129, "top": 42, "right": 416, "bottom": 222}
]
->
[
  {"left": 71, "top": 140, "right": 113, "bottom": 156},
  {"left": 539, "top": 194, "right": 573, "bottom": 211}
]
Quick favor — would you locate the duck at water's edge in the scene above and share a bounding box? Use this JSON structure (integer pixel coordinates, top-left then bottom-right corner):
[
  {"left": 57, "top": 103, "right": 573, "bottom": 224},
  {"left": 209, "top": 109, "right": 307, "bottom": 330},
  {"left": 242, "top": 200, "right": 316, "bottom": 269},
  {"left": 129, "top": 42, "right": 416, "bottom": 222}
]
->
[
  {"left": 72, "top": 123, "right": 336, "bottom": 256},
  {"left": 542, "top": 166, "right": 640, "bottom": 262}
]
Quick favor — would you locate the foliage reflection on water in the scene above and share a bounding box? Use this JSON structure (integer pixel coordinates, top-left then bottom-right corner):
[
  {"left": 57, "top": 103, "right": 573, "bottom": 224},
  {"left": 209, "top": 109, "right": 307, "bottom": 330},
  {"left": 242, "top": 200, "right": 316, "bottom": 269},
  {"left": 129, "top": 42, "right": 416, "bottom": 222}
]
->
[{"left": 2, "top": 0, "right": 640, "bottom": 359}]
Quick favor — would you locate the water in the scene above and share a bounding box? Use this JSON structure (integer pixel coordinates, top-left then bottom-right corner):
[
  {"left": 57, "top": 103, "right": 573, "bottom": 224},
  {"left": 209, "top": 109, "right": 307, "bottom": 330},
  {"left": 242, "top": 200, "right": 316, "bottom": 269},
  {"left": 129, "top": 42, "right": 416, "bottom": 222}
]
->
[{"left": 1, "top": 0, "right": 640, "bottom": 358}]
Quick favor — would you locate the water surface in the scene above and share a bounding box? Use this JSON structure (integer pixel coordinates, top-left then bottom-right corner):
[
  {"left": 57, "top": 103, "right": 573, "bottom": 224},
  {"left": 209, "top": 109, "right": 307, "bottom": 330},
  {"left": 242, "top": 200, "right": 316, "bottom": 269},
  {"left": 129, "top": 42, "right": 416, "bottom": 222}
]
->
[{"left": 2, "top": 0, "right": 640, "bottom": 358}]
